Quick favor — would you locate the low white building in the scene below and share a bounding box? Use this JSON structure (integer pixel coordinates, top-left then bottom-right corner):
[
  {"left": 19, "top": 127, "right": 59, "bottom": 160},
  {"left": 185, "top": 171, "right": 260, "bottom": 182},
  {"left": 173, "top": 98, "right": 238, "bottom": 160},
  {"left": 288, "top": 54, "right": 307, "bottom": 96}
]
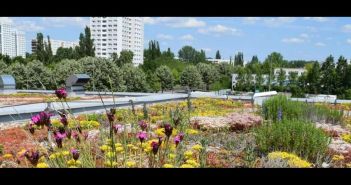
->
[
  {"left": 273, "top": 68, "right": 306, "bottom": 80},
  {"left": 207, "top": 58, "right": 231, "bottom": 64}
]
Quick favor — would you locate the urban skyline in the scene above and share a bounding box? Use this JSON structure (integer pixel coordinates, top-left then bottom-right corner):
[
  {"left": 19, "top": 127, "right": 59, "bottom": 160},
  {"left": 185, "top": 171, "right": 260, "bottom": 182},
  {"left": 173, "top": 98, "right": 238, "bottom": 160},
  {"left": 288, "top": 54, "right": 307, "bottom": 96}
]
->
[{"left": 1, "top": 17, "right": 351, "bottom": 61}]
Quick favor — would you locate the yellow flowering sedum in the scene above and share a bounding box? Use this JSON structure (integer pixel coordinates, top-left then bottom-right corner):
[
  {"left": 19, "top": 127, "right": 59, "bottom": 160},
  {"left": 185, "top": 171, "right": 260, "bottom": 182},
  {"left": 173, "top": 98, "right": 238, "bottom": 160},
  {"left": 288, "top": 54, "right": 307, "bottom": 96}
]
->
[
  {"left": 169, "top": 153, "right": 176, "bottom": 160},
  {"left": 2, "top": 154, "right": 13, "bottom": 159},
  {"left": 192, "top": 144, "right": 203, "bottom": 151},
  {"left": 37, "top": 162, "right": 49, "bottom": 168},
  {"left": 155, "top": 128, "right": 165, "bottom": 137},
  {"left": 115, "top": 147, "right": 124, "bottom": 153},
  {"left": 115, "top": 143, "right": 123, "bottom": 148},
  {"left": 184, "top": 151, "right": 194, "bottom": 159},
  {"left": 100, "top": 145, "right": 111, "bottom": 152},
  {"left": 186, "top": 129, "right": 199, "bottom": 135},
  {"left": 67, "top": 159, "right": 81, "bottom": 167},
  {"left": 163, "top": 164, "right": 174, "bottom": 168},
  {"left": 268, "top": 151, "right": 311, "bottom": 168},
  {"left": 61, "top": 151, "right": 70, "bottom": 156},
  {"left": 180, "top": 164, "right": 194, "bottom": 168},
  {"left": 332, "top": 155, "right": 345, "bottom": 161},
  {"left": 104, "top": 161, "right": 118, "bottom": 167},
  {"left": 186, "top": 159, "right": 199, "bottom": 167},
  {"left": 341, "top": 134, "right": 351, "bottom": 143},
  {"left": 49, "top": 154, "right": 57, "bottom": 160},
  {"left": 126, "top": 161, "right": 136, "bottom": 167}
]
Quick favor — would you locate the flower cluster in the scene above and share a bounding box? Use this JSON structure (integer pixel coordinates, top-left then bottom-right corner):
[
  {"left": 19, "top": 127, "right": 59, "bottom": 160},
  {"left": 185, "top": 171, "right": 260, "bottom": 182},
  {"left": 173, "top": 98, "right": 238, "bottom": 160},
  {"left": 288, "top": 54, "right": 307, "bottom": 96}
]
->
[
  {"left": 31, "top": 111, "right": 53, "bottom": 128},
  {"left": 55, "top": 87, "right": 67, "bottom": 99},
  {"left": 268, "top": 151, "right": 312, "bottom": 168}
]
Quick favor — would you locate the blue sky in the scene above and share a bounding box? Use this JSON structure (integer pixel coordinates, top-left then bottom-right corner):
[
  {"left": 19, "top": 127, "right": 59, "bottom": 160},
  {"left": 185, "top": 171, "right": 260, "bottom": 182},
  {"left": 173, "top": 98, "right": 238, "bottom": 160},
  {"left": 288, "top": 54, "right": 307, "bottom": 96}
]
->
[{"left": 1, "top": 17, "right": 351, "bottom": 62}]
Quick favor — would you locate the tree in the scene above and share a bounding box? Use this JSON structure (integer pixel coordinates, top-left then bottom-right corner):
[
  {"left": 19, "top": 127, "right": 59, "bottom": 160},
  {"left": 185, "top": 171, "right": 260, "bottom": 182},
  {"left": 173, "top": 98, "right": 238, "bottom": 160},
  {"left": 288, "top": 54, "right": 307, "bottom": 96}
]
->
[
  {"left": 147, "top": 72, "right": 161, "bottom": 93},
  {"left": 79, "top": 57, "right": 125, "bottom": 91},
  {"left": 53, "top": 59, "right": 84, "bottom": 87},
  {"left": 234, "top": 66, "right": 246, "bottom": 91},
  {"left": 121, "top": 63, "right": 148, "bottom": 92},
  {"left": 320, "top": 55, "right": 336, "bottom": 94},
  {"left": 196, "top": 63, "right": 219, "bottom": 91},
  {"left": 306, "top": 61, "right": 320, "bottom": 94},
  {"left": 246, "top": 55, "right": 260, "bottom": 74},
  {"left": 215, "top": 50, "right": 221, "bottom": 59},
  {"left": 180, "top": 65, "right": 202, "bottom": 90},
  {"left": 6, "top": 62, "right": 28, "bottom": 89},
  {"left": 84, "top": 26, "right": 95, "bottom": 57},
  {"left": 0, "top": 54, "right": 11, "bottom": 65},
  {"left": 35, "top": 33, "right": 45, "bottom": 62},
  {"left": 162, "top": 48, "right": 175, "bottom": 59},
  {"left": 55, "top": 47, "right": 75, "bottom": 61},
  {"left": 116, "top": 50, "right": 134, "bottom": 67},
  {"left": 0, "top": 60, "right": 8, "bottom": 74},
  {"left": 26, "top": 60, "right": 53, "bottom": 90},
  {"left": 178, "top": 46, "right": 197, "bottom": 62},
  {"left": 277, "top": 68, "right": 286, "bottom": 91},
  {"left": 335, "top": 56, "right": 348, "bottom": 96},
  {"left": 234, "top": 52, "right": 244, "bottom": 66},
  {"left": 144, "top": 40, "right": 161, "bottom": 61},
  {"left": 155, "top": 65, "right": 174, "bottom": 92},
  {"left": 45, "top": 36, "right": 53, "bottom": 60}
]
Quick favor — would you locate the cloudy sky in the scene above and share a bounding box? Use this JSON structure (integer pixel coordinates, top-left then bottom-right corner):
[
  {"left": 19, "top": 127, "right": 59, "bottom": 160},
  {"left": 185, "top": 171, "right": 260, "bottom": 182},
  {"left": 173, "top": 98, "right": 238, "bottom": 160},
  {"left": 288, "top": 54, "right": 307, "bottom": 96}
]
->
[{"left": 1, "top": 17, "right": 351, "bottom": 61}]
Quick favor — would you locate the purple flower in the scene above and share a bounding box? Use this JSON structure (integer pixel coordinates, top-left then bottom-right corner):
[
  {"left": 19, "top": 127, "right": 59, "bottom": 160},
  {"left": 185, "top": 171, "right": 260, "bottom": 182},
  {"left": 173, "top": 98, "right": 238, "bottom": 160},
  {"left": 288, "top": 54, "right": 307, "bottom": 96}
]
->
[
  {"left": 151, "top": 141, "right": 159, "bottom": 155},
  {"left": 174, "top": 136, "right": 181, "bottom": 146},
  {"left": 158, "top": 136, "right": 163, "bottom": 146},
  {"left": 138, "top": 120, "right": 148, "bottom": 131},
  {"left": 31, "top": 114, "right": 41, "bottom": 125},
  {"left": 71, "top": 149, "right": 80, "bottom": 161},
  {"left": 72, "top": 131, "right": 80, "bottom": 143},
  {"left": 58, "top": 112, "right": 68, "bottom": 127},
  {"left": 178, "top": 133, "right": 184, "bottom": 141},
  {"left": 137, "top": 131, "right": 147, "bottom": 143},
  {"left": 113, "top": 124, "right": 122, "bottom": 134},
  {"left": 106, "top": 111, "right": 115, "bottom": 123},
  {"left": 28, "top": 123, "right": 35, "bottom": 134},
  {"left": 55, "top": 87, "right": 67, "bottom": 99},
  {"left": 31, "top": 111, "right": 52, "bottom": 128},
  {"left": 54, "top": 132, "right": 66, "bottom": 148},
  {"left": 24, "top": 150, "right": 40, "bottom": 166},
  {"left": 164, "top": 123, "right": 173, "bottom": 138}
]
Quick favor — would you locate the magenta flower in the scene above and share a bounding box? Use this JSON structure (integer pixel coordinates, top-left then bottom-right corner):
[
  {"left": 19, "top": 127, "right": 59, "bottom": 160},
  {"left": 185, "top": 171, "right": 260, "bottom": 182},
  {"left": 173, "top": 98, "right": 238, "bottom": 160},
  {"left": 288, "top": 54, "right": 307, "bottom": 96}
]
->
[
  {"left": 71, "top": 149, "right": 80, "bottom": 161},
  {"left": 31, "top": 111, "right": 52, "bottom": 128},
  {"left": 164, "top": 123, "right": 173, "bottom": 138},
  {"left": 178, "top": 133, "right": 184, "bottom": 141},
  {"left": 151, "top": 141, "right": 159, "bottom": 155},
  {"left": 24, "top": 150, "right": 40, "bottom": 166},
  {"left": 113, "top": 124, "right": 122, "bottom": 134},
  {"left": 55, "top": 87, "right": 67, "bottom": 99},
  {"left": 138, "top": 120, "right": 148, "bottom": 131},
  {"left": 31, "top": 114, "right": 41, "bottom": 125},
  {"left": 54, "top": 132, "right": 66, "bottom": 148},
  {"left": 174, "top": 136, "right": 181, "bottom": 146},
  {"left": 58, "top": 112, "right": 68, "bottom": 127},
  {"left": 137, "top": 131, "right": 147, "bottom": 143}
]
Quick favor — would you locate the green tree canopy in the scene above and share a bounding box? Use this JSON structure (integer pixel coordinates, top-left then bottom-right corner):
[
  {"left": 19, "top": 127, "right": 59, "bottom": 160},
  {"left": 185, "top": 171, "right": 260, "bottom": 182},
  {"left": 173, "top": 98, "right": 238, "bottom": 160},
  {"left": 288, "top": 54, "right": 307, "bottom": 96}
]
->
[{"left": 180, "top": 65, "right": 202, "bottom": 90}]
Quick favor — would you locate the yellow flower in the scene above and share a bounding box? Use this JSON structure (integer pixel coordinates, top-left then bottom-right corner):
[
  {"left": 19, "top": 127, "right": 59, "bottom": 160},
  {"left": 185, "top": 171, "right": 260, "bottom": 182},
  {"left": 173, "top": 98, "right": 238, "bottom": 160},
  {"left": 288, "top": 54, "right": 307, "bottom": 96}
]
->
[
  {"left": 180, "top": 164, "right": 194, "bottom": 168},
  {"left": 169, "top": 144, "right": 176, "bottom": 152},
  {"left": 37, "top": 162, "right": 49, "bottom": 168},
  {"left": 67, "top": 159, "right": 81, "bottom": 166},
  {"left": 163, "top": 164, "right": 174, "bottom": 168},
  {"left": 287, "top": 158, "right": 311, "bottom": 168},
  {"left": 186, "top": 159, "right": 199, "bottom": 167},
  {"left": 69, "top": 166, "right": 78, "bottom": 168},
  {"left": 172, "top": 129, "right": 178, "bottom": 136},
  {"left": 144, "top": 146, "right": 152, "bottom": 153},
  {"left": 105, "top": 151, "right": 115, "bottom": 158},
  {"left": 2, "top": 154, "right": 13, "bottom": 159},
  {"left": 127, "top": 144, "right": 135, "bottom": 148},
  {"left": 155, "top": 128, "right": 165, "bottom": 137},
  {"left": 49, "top": 154, "right": 56, "bottom": 160},
  {"left": 100, "top": 145, "right": 111, "bottom": 152},
  {"left": 186, "top": 129, "right": 199, "bottom": 135},
  {"left": 115, "top": 143, "right": 123, "bottom": 148},
  {"left": 341, "top": 134, "right": 351, "bottom": 143},
  {"left": 132, "top": 146, "right": 139, "bottom": 151},
  {"left": 104, "top": 161, "right": 118, "bottom": 167},
  {"left": 169, "top": 153, "right": 176, "bottom": 160},
  {"left": 192, "top": 144, "right": 203, "bottom": 151},
  {"left": 126, "top": 161, "right": 136, "bottom": 167},
  {"left": 115, "top": 147, "right": 124, "bottom": 153},
  {"left": 346, "top": 163, "right": 351, "bottom": 168},
  {"left": 61, "top": 151, "right": 70, "bottom": 156},
  {"left": 105, "top": 139, "right": 112, "bottom": 145},
  {"left": 17, "top": 149, "right": 27, "bottom": 157},
  {"left": 268, "top": 151, "right": 311, "bottom": 168},
  {"left": 184, "top": 151, "right": 193, "bottom": 159},
  {"left": 332, "top": 155, "right": 345, "bottom": 161}
]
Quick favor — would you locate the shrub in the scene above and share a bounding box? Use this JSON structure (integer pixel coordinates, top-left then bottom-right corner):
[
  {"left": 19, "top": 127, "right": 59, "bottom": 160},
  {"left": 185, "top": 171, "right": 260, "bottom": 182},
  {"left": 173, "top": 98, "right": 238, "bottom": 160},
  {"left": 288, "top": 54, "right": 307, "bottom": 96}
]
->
[
  {"left": 254, "top": 120, "right": 331, "bottom": 162},
  {"left": 0, "top": 144, "right": 3, "bottom": 155},
  {"left": 262, "top": 95, "right": 343, "bottom": 124}
]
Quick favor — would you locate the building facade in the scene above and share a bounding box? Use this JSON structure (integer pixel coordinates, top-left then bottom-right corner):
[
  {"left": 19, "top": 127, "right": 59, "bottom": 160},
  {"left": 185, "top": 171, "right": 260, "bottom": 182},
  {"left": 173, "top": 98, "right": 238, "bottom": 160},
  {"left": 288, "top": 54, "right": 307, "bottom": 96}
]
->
[
  {"left": 31, "top": 38, "right": 78, "bottom": 55},
  {"left": 90, "top": 17, "right": 144, "bottom": 65},
  {"left": 0, "top": 22, "right": 26, "bottom": 58}
]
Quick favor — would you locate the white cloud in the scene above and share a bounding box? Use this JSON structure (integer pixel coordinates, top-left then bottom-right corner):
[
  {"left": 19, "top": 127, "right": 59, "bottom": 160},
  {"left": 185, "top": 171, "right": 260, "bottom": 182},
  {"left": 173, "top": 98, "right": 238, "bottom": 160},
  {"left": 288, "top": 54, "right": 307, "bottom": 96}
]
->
[
  {"left": 142, "top": 17, "right": 206, "bottom": 28},
  {"left": 242, "top": 17, "right": 261, "bottom": 24},
  {"left": 180, "top": 34, "right": 194, "bottom": 41},
  {"left": 15, "top": 21, "right": 44, "bottom": 32},
  {"left": 347, "top": 39, "right": 351, "bottom": 44},
  {"left": 264, "top": 17, "right": 297, "bottom": 26},
  {"left": 42, "top": 17, "right": 89, "bottom": 28},
  {"left": 198, "top": 24, "right": 240, "bottom": 36},
  {"left": 167, "top": 18, "right": 206, "bottom": 28},
  {"left": 156, "top": 34, "right": 173, "bottom": 40},
  {"left": 315, "top": 42, "right": 326, "bottom": 47},
  {"left": 0, "top": 17, "right": 13, "bottom": 24},
  {"left": 342, "top": 24, "right": 351, "bottom": 32},
  {"left": 201, "top": 48, "right": 212, "bottom": 52},
  {"left": 282, "top": 37, "right": 305, "bottom": 43},
  {"left": 304, "top": 17, "right": 329, "bottom": 22},
  {"left": 300, "top": 33, "right": 309, "bottom": 38},
  {"left": 143, "top": 17, "right": 157, "bottom": 24}
]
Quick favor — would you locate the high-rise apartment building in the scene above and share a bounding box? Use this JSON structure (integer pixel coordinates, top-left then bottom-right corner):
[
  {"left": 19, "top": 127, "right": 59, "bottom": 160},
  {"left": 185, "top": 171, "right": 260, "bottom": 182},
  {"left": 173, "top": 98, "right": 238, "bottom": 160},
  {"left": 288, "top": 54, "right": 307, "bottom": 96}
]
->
[
  {"left": 90, "top": 17, "right": 144, "bottom": 65},
  {"left": 0, "top": 22, "right": 26, "bottom": 58},
  {"left": 31, "top": 38, "right": 78, "bottom": 55}
]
